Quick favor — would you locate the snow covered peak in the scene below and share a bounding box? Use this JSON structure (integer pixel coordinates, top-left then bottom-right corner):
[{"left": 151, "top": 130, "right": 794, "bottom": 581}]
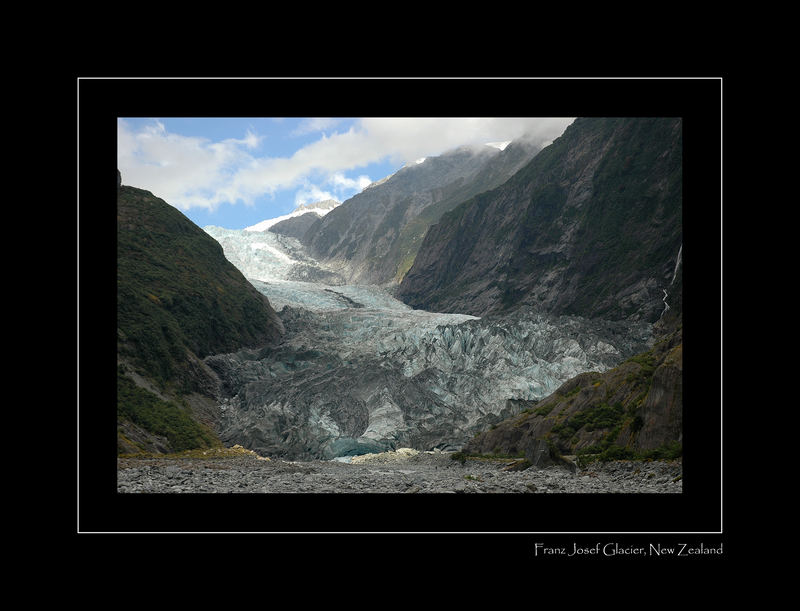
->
[
  {"left": 295, "top": 199, "right": 340, "bottom": 213},
  {"left": 485, "top": 141, "right": 511, "bottom": 151},
  {"left": 243, "top": 199, "right": 340, "bottom": 233}
]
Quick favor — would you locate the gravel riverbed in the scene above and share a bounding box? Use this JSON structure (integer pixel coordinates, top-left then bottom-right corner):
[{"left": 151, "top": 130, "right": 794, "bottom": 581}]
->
[{"left": 117, "top": 448, "right": 682, "bottom": 494}]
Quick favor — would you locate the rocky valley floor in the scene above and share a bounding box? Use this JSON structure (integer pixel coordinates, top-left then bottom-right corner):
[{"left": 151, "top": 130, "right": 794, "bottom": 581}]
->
[{"left": 117, "top": 448, "right": 682, "bottom": 494}]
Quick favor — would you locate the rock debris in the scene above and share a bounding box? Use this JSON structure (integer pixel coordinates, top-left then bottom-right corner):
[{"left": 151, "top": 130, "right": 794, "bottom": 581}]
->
[{"left": 117, "top": 449, "right": 682, "bottom": 494}]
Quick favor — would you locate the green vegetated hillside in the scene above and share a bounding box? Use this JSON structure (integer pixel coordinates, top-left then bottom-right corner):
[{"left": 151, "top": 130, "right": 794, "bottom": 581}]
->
[
  {"left": 462, "top": 320, "right": 683, "bottom": 466},
  {"left": 116, "top": 176, "right": 283, "bottom": 454}
]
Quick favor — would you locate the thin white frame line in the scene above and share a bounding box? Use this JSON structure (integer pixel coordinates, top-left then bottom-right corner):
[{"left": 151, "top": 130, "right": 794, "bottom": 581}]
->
[
  {"left": 80, "top": 77, "right": 722, "bottom": 536},
  {"left": 77, "top": 76, "right": 723, "bottom": 80},
  {"left": 76, "top": 77, "right": 81, "bottom": 535},
  {"left": 719, "top": 78, "right": 724, "bottom": 534}
]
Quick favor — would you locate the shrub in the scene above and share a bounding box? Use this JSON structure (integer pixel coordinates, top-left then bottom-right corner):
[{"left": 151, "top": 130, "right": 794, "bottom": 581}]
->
[
  {"left": 598, "top": 445, "right": 635, "bottom": 462},
  {"left": 577, "top": 438, "right": 681, "bottom": 465},
  {"left": 450, "top": 451, "right": 468, "bottom": 464},
  {"left": 563, "top": 384, "right": 582, "bottom": 398},
  {"left": 117, "top": 372, "right": 218, "bottom": 452},
  {"left": 554, "top": 402, "right": 625, "bottom": 438},
  {"left": 640, "top": 440, "right": 683, "bottom": 460}
]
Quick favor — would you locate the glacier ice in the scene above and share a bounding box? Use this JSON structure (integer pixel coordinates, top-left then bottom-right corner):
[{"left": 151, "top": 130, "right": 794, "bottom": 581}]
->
[
  {"left": 203, "top": 222, "right": 653, "bottom": 460},
  {"left": 203, "top": 225, "right": 337, "bottom": 284}
]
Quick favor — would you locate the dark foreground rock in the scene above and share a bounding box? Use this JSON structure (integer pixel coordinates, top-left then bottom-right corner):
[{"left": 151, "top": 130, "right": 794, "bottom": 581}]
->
[{"left": 117, "top": 449, "right": 682, "bottom": 494}]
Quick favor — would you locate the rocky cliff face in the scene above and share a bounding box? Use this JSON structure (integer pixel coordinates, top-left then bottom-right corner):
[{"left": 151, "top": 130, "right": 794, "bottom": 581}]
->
[
  {"left": 300, "top": 139, "right": 543, "bottom": 285},
  {"left": 397, "top": 117, "right": 683, "bottom": 323}
]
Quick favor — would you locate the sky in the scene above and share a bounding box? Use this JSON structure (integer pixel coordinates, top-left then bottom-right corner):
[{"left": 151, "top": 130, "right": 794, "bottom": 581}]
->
[{"left": 117, "top": 117, "right": 575, "bottom": 230}]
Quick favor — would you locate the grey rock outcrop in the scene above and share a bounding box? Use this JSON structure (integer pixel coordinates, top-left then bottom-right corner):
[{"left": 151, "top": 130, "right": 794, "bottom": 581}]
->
[{"left": 634, "top": 340, "right": 682, "bottom": 451}]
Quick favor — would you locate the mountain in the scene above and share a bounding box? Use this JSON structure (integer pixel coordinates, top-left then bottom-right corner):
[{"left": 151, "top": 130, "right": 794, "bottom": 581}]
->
[
  {"left": 396, "top": 117, "right": 683, "bottom": 323},
  {"left": 268, "top": 211, "right": 325, "bottom": 240},
  {"left": 243, "top": 199, "right": 340, "bottom": 233},
  {"left": 299, "top": 138, "right": 544, "bottom": 285},
  {"left": 393, "top": 117, "right": 684, "bottom": 465},
  {"left": 113, "top": 116, "right": 689, "bottom": 464},
  {"left": 242, "top": 199, "right": 341, "bottom": 244},
  {"left": 116, "top": 174, "right": 284, "bottom": 454}
]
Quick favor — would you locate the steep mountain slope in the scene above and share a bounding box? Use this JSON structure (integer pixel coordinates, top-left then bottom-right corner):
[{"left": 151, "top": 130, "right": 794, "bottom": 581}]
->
[
  {"left": 462, "top": 324, "right": 682, "bottom": 465},
  {"left": 300, "top": 139, "right": 543, "bottom": 285},
  {"left": 397, "top": 117, "right": 683, "bottom": 323},
  {"left": 268, "top": 211, "right": 323, "bottom": 239},
  {"left": 117, "top": 175, "right": 284, "bottom": 453},
  {"left": 243, "top": 199, "right": 339, "bottom": 233}
]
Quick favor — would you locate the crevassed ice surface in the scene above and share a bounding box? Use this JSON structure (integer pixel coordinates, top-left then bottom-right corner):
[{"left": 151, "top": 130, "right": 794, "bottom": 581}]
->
[
  {"left": 204, "top": 225, "right": 321, "bottom": 284},
  {"left": 203, "top": 224, "right": 653, "bottom": 460}
]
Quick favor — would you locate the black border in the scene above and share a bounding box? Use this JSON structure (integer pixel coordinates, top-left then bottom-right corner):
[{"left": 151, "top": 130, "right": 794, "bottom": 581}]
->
[{"left": 77, "top": 77, "right": 723, "bottom": 553}]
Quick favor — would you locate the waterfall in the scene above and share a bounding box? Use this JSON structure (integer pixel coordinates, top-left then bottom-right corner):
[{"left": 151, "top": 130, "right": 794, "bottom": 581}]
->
[
  {"left": 670, "top": 244, "right": 682, "bottom": 286},
  {"left": 660, "top": 244, "right": 681, "bottom": 319}
]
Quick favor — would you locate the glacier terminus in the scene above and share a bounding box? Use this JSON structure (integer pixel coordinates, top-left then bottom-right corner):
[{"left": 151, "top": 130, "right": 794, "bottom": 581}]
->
[{"left": 202, "top": 219, "right": 654, "bottom": 461}]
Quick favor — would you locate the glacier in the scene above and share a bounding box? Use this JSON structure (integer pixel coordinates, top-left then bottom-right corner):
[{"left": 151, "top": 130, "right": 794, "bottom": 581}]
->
[{"left": 202, "top": 219, "right": 653, "bottom": 460}]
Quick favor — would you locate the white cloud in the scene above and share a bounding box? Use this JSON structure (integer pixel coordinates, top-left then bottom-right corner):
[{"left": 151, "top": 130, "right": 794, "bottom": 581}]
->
[
  {"left": 117, "top": 117, "right": 574, "bottom": 214},
  {"left": 241, "top": 128, "right": 261, "bottom": 149},
  {"left": 292, "top": 118, "right": 344, "bottom": 136},
  {"left": 358, "top": 117, "right": 574, "bottom": 163},
  {"left": 329, "top": 172, "right": 372, "bottom": 192},
  {"left": 274, "top": 118, "right": 574, "bottom": 177},
  {"left": 294, "top": 183, "right": 336, "bottom": 207},
  {"left": 118, "top": 119, "right": 257, "bottom": 211},
  {"left": 292, "top": 172, "right": 375, "bottom": 209}
]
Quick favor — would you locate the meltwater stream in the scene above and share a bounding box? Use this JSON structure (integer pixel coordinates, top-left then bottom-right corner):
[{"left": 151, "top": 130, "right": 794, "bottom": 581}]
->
[{"left": 202, "top": 226, "right": 653, "bottom": 461}]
